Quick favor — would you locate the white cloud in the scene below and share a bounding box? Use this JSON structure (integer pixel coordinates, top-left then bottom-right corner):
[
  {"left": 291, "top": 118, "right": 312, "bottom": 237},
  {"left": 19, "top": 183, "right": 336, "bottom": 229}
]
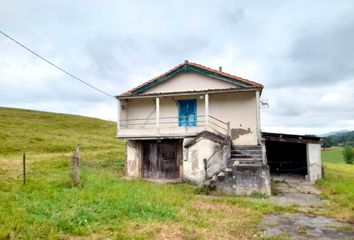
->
[{"left": 0, "top": 0, "right": 353, "bottom": 135}]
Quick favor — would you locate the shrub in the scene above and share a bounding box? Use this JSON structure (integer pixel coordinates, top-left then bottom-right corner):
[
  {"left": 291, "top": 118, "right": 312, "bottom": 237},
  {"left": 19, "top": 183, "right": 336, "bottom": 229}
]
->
[{"left": 343, "top": 145, "right": 354, "bottom": 164}]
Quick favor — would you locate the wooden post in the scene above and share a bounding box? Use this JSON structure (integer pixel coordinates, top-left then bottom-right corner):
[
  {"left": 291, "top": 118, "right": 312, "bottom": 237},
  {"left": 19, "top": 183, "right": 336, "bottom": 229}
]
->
[
  {"left": 156, "top": 97, "right": 160, "bottom": 135},
  {"left": 71, "top": 145, "right": 80, "bottom": 186},
  {"left": 23, "top": 153, "right": 26, "bottom": 185},
  {"left": 203, "top": 158, "right": 207, "bottom": 180},
  {"left": 227, "top": 122, "right": 231, "bottom": 137},
  {"left": 205, "top": 93, "right": 209, "bottom": 129}
]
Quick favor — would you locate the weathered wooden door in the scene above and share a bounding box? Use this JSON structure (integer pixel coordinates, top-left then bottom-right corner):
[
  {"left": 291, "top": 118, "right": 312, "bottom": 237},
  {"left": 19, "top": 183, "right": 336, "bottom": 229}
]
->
[
  {"left": 142, "top": 141, "right": 179, "bottom": 179},
  {"left": 159, "top": 143, "right": 178, "bottom": 178},
  {"left": 142, "top": 142, "right": 158, "bottom": 178}
]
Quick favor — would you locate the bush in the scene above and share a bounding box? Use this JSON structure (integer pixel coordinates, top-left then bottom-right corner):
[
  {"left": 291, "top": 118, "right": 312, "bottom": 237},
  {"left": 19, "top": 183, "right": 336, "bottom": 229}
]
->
[{"left": 343, "top": 145, "right": 354, "bottom": 164}]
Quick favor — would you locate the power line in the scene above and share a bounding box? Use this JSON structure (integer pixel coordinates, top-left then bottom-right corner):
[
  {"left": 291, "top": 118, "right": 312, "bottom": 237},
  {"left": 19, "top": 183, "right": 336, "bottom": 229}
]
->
[{"left": 0, "top": 30, "right": 114, "bottom": 99}]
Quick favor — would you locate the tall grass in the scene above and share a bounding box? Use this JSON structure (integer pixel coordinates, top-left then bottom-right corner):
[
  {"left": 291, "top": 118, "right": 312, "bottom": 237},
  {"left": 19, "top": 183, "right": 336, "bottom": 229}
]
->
[
  {"left": 317, "top": 148, "right": 354, "bottom": 222},
  {"left": 0, "top": 107, "right": 283, "bottom": 239}
]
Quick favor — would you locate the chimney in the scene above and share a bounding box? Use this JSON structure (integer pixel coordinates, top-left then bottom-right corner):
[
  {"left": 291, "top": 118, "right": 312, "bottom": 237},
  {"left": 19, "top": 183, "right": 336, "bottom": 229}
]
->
[
  {"left": 184, "top": 60, "right": 189, "bottom": 64},
  {"left": 219, "top": 66, "right": 222, "bottom": 72}
]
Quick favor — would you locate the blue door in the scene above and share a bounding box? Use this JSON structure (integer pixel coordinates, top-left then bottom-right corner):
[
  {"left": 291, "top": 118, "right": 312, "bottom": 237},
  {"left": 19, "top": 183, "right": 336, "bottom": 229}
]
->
[{"left": 178, "top": 99, "right": 197, "bottom": 127}]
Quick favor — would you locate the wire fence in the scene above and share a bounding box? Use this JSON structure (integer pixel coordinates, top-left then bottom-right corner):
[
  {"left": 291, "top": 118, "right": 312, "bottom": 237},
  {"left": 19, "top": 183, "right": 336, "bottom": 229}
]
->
[{"left": 0, "top": 154, "right": 29, "bottom": 183}]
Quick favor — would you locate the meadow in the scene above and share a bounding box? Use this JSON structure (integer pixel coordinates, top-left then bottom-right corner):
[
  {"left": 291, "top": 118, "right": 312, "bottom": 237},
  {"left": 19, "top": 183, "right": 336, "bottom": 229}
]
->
[
  {"left": 0, "top": 107, "right": 284, "bottom": 239},
  {"left": 317, "top": 147, "right": 354, "bottom": 222},
  {"left": 0, "top": 107, "right": 353, "bottom": 239}
]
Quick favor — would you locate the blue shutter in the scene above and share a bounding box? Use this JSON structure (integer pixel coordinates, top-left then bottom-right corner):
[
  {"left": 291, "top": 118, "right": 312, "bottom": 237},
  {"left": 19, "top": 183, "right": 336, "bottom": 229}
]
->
[{"left": 178, "top": 99, "right": 197, "bottom": 127}]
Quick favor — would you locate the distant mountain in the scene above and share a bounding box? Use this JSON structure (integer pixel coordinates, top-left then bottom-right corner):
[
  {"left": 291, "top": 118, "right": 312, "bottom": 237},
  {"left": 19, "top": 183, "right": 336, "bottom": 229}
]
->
[
  {"left": 318, "top": 130, "right": 352, "bottom": 137},
  {"left": 322, "top": 130, "right": 354, "bottom": 146}
]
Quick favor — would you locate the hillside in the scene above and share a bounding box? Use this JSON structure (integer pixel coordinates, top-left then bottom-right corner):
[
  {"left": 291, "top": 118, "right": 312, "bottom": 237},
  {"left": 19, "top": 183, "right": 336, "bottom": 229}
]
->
[
  {"left": 324, "top": 130, "right": 354, "bottom": 146},
  {"left": 0, "top": 107, "right": 279, "bottom": 239},
  {"left": 0, "top": 107, "right": 120, "bottom": 155}
]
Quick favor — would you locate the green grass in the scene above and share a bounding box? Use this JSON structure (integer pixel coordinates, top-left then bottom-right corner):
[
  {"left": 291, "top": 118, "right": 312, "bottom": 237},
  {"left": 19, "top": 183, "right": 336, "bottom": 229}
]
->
[
  {"left": 317, "top": 147, "right": 354, "bottom": 222},
  {"left": 0, "top": 107, "right": 285, "bottom": 239},
  {"left": 0, "top": 107, "right": 118, "bottom": 156}
]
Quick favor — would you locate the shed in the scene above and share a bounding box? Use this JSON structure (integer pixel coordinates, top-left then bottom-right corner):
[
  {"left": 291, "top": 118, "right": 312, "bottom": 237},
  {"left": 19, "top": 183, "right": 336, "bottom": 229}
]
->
[{"left": 262, "top": 132, "right": 322, "bottom": 182}]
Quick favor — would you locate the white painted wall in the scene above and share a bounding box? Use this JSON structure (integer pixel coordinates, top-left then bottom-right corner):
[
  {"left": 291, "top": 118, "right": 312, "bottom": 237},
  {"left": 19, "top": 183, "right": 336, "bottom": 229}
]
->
[
  {"left": 144, "top": 72, "right": 236, "bottom": 94},
  {"left": 119, "top": 91, "right": 259, "bottom": 145},
  {"left": 306, "top": 143, "right": 322, "bottom": 182},
  {"left": 183, "top": 137, "right": 228, "bottom": 185},
  {"left": 126, "top": 140, "right": 141, "bottom": 177},
  {"left": 209, "top": 91, "right": 258, "bottom": 145}
]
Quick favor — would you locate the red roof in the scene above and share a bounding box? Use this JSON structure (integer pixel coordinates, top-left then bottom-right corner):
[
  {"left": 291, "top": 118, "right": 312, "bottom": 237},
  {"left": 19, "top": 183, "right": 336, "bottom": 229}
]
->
[{"left": 120, "top": 61, "right": 264, "bottom": 96}]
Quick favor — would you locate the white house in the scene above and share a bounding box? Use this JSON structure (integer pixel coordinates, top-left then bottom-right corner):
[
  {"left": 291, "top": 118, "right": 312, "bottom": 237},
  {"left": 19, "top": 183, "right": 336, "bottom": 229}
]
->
[{"left": 116, "top": 61, "right": 321, "bottom": 195}]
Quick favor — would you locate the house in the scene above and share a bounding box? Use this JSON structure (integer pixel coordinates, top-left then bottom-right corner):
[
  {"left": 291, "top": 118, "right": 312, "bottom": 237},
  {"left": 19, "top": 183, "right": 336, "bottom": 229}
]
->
[{"left": 116, "top": 61, "right": 321, "bottom": 195}]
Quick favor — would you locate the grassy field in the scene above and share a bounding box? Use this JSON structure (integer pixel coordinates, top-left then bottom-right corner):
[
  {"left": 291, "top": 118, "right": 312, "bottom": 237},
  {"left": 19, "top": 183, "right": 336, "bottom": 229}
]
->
[
  {"left": 0, "top": 107, "right": 288, "bottom": 239},
  {"left": 1, "top": 107, "right": 353, "bottom": 239},
  {"left": 317, "top": 147, "right": 354, "bottom": 222}
]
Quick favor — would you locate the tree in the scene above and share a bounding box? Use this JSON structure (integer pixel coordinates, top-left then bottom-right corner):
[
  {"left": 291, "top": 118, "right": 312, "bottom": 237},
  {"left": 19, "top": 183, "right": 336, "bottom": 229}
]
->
[
  {"left": 322, "top": 137, "right": 333, "bottom": 150},
  {"left": 343, "top": 145, "right": 354, "bottom": 164}
]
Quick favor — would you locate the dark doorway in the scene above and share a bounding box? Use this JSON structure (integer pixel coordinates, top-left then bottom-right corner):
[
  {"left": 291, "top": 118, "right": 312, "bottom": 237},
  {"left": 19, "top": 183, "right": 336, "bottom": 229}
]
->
[
  {"left": 142, "top": 140, "right": 181, "bottom": 179},
  {"left": 265, "top": 141, "right": 308, "bottom": 176}
]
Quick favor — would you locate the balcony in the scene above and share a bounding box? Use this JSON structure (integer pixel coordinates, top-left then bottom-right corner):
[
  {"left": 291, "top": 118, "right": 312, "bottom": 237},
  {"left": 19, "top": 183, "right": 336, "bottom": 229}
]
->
[{"left": 118, "top": 114, "right": 230, "bottom": 139}]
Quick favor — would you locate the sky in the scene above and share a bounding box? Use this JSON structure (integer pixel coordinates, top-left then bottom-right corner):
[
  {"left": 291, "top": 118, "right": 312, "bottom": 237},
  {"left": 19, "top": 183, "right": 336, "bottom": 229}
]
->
[{"left": 1, "top": 0, "right": 354, "bottom": 135}]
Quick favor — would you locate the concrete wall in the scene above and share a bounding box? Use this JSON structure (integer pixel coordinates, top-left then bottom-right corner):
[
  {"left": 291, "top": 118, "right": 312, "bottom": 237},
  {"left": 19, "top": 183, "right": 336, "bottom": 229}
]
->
[
  {"left": 209, "top": 91, "right": 258, "bottom": 145},
  {"left": 183, "top": 137, "right": 228, "bottom": 185},
  {"left": 125, "top": 140, "right": 142, "bottom": 178},
  {"left": 306, "top": 143, "right": 322, "bottom": 182},
  {"left": 144, "top": 72, "right": 236, "bottom": 94},
  {"left": 217, "top": 165, "right": 271, "bottom": 196}
]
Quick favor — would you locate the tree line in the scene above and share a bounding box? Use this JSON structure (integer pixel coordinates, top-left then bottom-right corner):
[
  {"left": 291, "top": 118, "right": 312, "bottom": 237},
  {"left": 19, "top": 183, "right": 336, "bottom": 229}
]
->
[{"left": 322, "top": 131, "right": 354, "bottom": 149}]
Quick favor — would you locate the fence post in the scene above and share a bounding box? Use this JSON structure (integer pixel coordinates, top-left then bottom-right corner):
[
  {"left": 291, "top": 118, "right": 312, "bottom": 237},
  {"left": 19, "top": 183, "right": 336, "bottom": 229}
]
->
[
  {"left": 23, "top": 153, "right": 26, "bottom": 185},
  {"left": 203, "top": 158, "right": 208, "bottom": 180},
  {"left": 71, "top": 145, "right": 80, "bottom": 186},
  {"left": 226, "top": 122, "right": 231, "bottom": 137}
]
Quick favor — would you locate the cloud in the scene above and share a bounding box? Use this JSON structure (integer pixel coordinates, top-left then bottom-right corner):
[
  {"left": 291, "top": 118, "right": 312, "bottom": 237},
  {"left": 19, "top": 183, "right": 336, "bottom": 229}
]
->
[{"left": 0, "top": 0, "right": 353, "bottom": 134}]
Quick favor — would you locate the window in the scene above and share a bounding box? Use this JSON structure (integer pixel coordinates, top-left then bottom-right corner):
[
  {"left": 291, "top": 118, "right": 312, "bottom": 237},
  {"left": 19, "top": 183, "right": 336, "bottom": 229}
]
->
[{"left": 178, "top": 99, "right": 197, "bottom": 127}]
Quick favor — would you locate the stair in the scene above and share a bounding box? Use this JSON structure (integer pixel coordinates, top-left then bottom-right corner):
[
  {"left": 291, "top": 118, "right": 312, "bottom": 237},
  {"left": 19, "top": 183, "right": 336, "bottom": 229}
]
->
[
  {"left": 228, "top": 145, "right": 263, "bottom": 167},
  {"left": 202, "top": 143, "right": 270, "bottom": 195}
]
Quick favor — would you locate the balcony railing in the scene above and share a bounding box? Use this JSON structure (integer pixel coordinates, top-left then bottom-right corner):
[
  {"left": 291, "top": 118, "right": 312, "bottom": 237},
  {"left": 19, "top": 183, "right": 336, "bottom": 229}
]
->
[{"left": 119, "top": 114, "right": 230, "bottom": 137}]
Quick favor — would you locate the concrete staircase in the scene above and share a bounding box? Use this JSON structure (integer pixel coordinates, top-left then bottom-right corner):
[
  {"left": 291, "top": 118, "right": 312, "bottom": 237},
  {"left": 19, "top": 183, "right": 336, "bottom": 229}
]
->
[
  {"left": 228, "top": 145, "right": 263, "bottom": 167},
  {"left": 204, "top": 144, "right": 270, "bottom": 195}
]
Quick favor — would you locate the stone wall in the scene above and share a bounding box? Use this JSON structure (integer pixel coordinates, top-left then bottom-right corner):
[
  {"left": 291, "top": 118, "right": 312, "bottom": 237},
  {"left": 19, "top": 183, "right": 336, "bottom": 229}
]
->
[{"left": 215, "top": 165, "right": 271, "bottom": 196}]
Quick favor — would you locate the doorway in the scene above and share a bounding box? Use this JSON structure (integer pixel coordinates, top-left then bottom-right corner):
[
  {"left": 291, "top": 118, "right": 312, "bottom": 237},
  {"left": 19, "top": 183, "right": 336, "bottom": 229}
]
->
[
  {"left": 142, "top": 140, "right": 181, "bottom": 179},
  {"left": 265, "top": 140, "right": 308, "bottom": 176}
]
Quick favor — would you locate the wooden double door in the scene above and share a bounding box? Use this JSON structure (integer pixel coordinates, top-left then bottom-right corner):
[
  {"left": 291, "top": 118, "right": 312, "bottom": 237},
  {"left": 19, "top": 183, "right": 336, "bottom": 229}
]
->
[{"left": 142, "top": 140, "right": 181, "bottom": 179}]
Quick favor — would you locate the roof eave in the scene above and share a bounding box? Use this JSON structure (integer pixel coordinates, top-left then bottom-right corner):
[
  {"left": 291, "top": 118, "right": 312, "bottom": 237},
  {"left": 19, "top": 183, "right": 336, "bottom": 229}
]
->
[{"left": 116, "top": 87, "right": 262, "bottom": 99}]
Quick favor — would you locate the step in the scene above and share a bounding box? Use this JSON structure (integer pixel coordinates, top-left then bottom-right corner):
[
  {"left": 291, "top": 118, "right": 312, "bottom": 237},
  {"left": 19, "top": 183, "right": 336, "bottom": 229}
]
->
[
  {"left": 233, "top": 163, "right": 263, "bottom": 167},
  {"left": 231, "top": 158, "right": 263, "bottom": 162},
  {"left": 230, "top": 154, "right": 255, "bottom": 158},
  {"left": 232, "top": 146, "right": 262, "bottom": 150},
  {"left": 231, "top": 149, "right": 262, "bottom": 154}
]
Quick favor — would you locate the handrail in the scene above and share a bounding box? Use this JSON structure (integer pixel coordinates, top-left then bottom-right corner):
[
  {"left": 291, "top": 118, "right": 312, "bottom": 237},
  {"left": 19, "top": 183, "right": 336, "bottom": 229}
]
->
[
  {"left": 119, "top": 114, "right": 230, "bottom": 136},
  {"left": 206, "top": 136, "right": 230, "bottom": 169},
  {"left": 209, "top": 115, "right": 228, "bottom": 125},
  {"left": 120, "top": 115, "right": 206, "bottom": 122}
]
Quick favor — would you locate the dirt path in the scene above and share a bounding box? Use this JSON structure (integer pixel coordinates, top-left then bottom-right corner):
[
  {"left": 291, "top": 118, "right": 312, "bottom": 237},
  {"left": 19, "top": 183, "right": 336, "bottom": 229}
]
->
[
  {"left": 270, "top": 175, "right": 323, "bottom": 210},
  {"left": 260, "top": 175, "right": 354, "bottom": 239}
]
